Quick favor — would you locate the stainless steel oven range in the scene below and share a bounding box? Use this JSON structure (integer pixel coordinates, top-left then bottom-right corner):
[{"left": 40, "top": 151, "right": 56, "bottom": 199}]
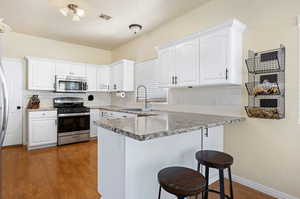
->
[{"left": 53, "top": 97, "right": 90, "bottom": 145}]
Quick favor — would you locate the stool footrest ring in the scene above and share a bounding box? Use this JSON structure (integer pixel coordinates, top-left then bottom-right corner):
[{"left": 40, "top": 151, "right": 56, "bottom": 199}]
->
[{"left": 204, "top": 189, "right": 232, "bottom": 199}]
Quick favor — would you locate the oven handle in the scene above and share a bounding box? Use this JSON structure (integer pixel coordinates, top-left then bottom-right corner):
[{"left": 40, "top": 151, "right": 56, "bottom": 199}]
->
[{"left": 58, "top": 112, "right": 90, "bottom": 117}]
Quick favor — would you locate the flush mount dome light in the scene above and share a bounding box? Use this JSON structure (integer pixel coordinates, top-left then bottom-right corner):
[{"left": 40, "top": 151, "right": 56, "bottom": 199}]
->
[
  {"left": 60, "top": 4, "right": 85, "bottom": 21},
  {"left": 129, "top": 24, "right": 142, "bottom": 34}
]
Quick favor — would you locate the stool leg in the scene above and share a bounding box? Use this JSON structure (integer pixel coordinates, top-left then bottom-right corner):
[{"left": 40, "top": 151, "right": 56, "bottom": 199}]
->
[
  {"left": 204, "top": 166, "right": 209, "bottom": 199},
  {"left": 219, "top": 169, "right": 225, "bottom": 199},
  {"left": 228, "top": 167, "right": 234, "bottom": 199},
  {"left": 158, "top": 186, "right": 162, "bottom": 199},
  {"left": 197, "top": 162, "right": 201, "bottom": 172}
]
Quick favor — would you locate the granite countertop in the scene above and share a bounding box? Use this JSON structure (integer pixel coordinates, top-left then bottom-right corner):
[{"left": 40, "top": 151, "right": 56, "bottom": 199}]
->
[
  {"left": 95, "top": 107, "right": 245, "bottom": 141},
  {"left": 27, "top": 107, "right": 57, "bottom": 112}
]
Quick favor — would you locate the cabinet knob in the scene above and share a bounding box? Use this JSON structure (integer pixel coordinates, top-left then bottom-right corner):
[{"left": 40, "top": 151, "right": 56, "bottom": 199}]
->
[
  {"left": 205, "top": 128, "right": 208, "bottom": 137},
  {"left": 225, "top": 68, "right": 229, "bottom": 80}
]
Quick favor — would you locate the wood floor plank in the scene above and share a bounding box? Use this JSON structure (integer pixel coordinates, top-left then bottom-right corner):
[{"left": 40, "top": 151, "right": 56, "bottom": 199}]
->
[{"left": 1, "top": 141, "right": 275, "bottom": 199}]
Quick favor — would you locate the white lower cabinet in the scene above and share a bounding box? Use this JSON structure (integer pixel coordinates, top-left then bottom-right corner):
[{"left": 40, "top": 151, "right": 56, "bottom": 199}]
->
[
  {"left": 90, "top": 109, "right": 100, "bottom": 138},
  {"left": 28, "top": 111, "right": 57, "bottom": 150}
]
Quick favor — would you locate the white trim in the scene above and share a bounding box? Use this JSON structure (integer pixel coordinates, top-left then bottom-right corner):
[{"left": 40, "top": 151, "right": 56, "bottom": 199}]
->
[
  {"left": 229, "top": 175, "right": 299, "bottom": 199},
  {"left": 298, "top": 16, "right": 300, "bottom": 124},
  {"left": 157, "top": 18, "right": 246, "bottom": 50}
]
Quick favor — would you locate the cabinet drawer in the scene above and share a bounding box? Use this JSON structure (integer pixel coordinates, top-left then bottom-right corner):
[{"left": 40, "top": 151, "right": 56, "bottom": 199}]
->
[{"left": 29, "top": 111, "right": 57, "bottom": 119}]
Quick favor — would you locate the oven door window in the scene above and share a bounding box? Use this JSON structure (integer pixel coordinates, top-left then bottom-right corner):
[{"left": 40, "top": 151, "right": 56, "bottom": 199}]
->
[{"left": 58, "top": 115, "right": 90, "bottom": 133}]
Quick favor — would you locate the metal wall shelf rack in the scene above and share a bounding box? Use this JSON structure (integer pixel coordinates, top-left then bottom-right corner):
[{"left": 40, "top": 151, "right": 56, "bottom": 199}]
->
[{"left": 245, "top": 45, "right": 285, "bottom": 119}]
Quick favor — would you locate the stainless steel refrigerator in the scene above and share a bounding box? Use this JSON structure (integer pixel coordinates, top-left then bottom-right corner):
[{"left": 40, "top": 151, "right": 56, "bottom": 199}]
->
[{"left": 0, "top": 35, "right": 9, "bottom": 199}]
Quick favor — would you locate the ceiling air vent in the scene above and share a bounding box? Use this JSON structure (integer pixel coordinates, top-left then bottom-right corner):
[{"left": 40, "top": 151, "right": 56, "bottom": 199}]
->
[{"left": 99, "top": 14, "right": 112, "bottom": 20}]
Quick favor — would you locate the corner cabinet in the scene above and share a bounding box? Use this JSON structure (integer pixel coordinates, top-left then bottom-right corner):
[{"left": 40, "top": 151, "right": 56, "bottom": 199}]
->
[
  {"left": 157, "top": 19, "right": 246, "bottom": 88},
  {"left": 27, "top": 57, "right": 56, "bottom": 91},
  {"left": 27, "top": 111, "right": 58, "bottom": 150},
  {"left": 110, "top": 60, "right": 135, "bottom": 92}
]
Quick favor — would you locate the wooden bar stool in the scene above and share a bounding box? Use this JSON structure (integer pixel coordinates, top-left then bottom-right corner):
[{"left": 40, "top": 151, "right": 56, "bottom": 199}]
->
[
  {"left": 158, "top": 167, "right": 206, "bottom": 199},
  {"left": 195, "top": 150, "right": 234, "bottom": 199}
]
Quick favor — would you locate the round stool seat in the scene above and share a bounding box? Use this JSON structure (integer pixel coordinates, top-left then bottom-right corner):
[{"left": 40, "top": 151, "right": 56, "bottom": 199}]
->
[
  {"left": 195, "top": 150, "right": 233, "bottom": 169},
  {"left": 158, "top": 167, "right": 206, "bottom": 197}
]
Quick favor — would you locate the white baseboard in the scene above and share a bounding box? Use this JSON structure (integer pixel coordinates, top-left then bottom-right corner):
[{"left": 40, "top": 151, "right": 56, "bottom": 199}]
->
[{"left": 230, "top": 175, "right": 299, "bottom": 199}]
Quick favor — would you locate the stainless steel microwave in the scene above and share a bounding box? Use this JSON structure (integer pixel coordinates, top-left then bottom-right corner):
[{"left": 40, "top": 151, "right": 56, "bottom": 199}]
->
[{"left": 55, "top": 75, "right": 88, "bottom": 93}]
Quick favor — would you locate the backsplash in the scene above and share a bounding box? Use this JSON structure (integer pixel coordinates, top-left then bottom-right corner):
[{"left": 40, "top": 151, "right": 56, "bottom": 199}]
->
[
  {"left": 23, "top": 91, "right": 111, "bottom": 108},
  {"left": 111, "top": 86, "right": 242, "bottom": 116}
]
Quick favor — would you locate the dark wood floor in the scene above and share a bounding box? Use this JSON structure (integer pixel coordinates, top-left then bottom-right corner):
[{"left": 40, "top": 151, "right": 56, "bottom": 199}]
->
[{"left": 1, "top": 141, "right": 275, "bottom": 199}]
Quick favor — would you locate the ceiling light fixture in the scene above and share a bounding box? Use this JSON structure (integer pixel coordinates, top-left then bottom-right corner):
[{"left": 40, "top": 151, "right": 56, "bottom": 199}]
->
[
  {"left": 129, "top": 24, "right": 142, "bottom": 34},
  {"left": 0, "top": 18, "right": 12, "bottom": 34},
  {"left": 60, "top": 4, "right": 85, "bottom": 21}
]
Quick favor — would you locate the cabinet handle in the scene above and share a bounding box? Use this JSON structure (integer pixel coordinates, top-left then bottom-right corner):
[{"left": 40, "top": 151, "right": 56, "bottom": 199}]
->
[
  {"left": 114, "top": 84, "right": 117, "bottom": 90},
  {"left": 175, "top": 76, "right": 178, "bottom": 85},
  {"left": 171, "top": 76, "right": 174, "bottom": 85},
  {"left": 225, "top": 68, "right": 228, "bottom": 80},
  {"left": 205, "top": 128, "right": 208, "bottom": 137},
  {"left": 55, "top": 119, "right": 57, "bottom": 126}
]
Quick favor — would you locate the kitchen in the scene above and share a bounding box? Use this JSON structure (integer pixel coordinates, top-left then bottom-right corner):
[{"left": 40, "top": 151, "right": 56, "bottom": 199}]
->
[{"left": 0, "top": 0, "right": 300, "bottom": 199}]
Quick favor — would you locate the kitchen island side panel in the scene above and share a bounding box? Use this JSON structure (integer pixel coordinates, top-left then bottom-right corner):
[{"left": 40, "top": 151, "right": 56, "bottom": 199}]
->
[
  {"left": 124, "top": 130, "right": 203, "bottom": 199},
  {"left": 98, "top": 127, "right": 126, "bottom": 199}
]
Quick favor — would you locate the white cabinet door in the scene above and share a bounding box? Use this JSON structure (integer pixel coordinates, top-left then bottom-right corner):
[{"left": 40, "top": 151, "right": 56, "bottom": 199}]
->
[
  {"left": 28, "top": 58, "right": 56, "bottom": 90},
  {"left": 114, "top": 63, "right": 123, "bottom": 91},
  {"left": 56, "top": 62, "right": 86, "bottom": 76},
  {"left": 70, "top": 63, "right": 86, "bottom": 76},
  {"left": 29, "top": 118, "right": 57, "bottom": 148},
  {"left": 97, "top": 66, "right": 110, "bottom": 92},
  {"left": 86, "top": 65, "right": 98, "bottom": 92},
  {"left": 200, "top": 29, "right": 229, "bottom": 85},
  {"left": 55, "top": 62, "right": 70, "bottom": 76},
  {"left": 90, "top": 109, "right": 100, "bottom": 138},
  {"left": 175, "top": 39, "right": 200, "bottom": 86},
  {"left": 157, "top": 47, "right": 175, "bottom": 87},
  {"left": 110, "top": 63, "right": 123, "bottom": 91}
]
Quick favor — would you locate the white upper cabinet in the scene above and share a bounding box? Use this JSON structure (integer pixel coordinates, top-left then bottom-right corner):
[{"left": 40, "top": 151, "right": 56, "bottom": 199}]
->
[
  {"left": 97, "top": 66, "right": 110, "bottom": 92},
  {"left": 199, "top": 29, "right": 230, "bottom": 85},
  {"left": 175, "top": 39, "right": 200, "bottom": 86},
  {"left": 157, "top": 19, "right": 246, "bottom": 88},
  {"left": 157, "top": 47, "right": 175, "bottom": 87},
  {"left": 86, "top": 64, "right": 98, "bottom": 92},
  {"left": 55, "top": 61, "right": 86, "bottom": 76},
  {"left": 55, "top": 62, "right": 70, "bottom": 76},
  {"left": 110, "top": 60, "right": 134, "bottom": 92},
  {"left": 71, "top": 63, "right": 86, "bottom": 76},
  {"left": 27, "top": 57, "right": 133, "bottom": 92},
  {"left": 27, "top": 57, "right": 56, "bottom": 91},
  {"left": 157, "top": 40, "right": 199, "bottom": 88}
]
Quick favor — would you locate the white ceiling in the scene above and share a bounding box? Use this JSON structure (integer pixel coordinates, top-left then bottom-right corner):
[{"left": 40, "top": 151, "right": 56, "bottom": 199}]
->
[{"left": 0, "top": 0, "right": 210, "bottom": 50}]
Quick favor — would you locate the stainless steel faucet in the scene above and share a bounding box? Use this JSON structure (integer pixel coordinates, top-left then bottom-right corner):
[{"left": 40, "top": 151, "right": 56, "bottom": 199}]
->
[{"left": 136, "top": 85, "right": 150, "bottom": 111}]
